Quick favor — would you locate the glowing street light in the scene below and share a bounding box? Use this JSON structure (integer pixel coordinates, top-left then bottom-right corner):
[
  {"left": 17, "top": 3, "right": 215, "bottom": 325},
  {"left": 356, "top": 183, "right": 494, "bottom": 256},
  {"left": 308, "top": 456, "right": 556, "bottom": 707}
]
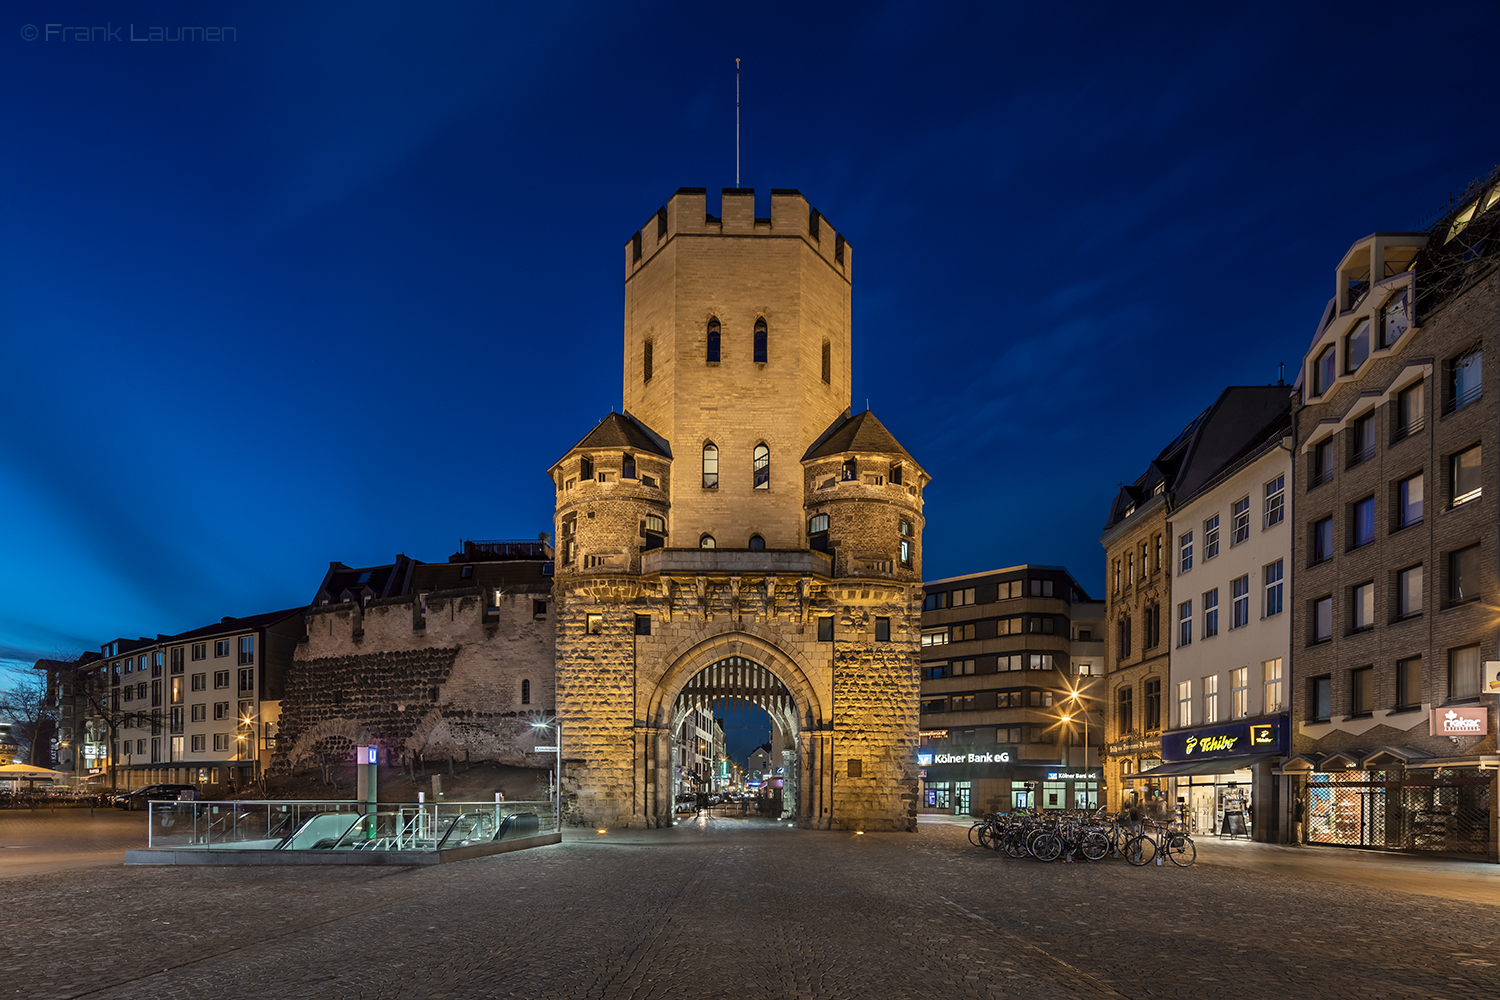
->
[{"left": 531, "top": 717, "right": 562, "bottom": 832}]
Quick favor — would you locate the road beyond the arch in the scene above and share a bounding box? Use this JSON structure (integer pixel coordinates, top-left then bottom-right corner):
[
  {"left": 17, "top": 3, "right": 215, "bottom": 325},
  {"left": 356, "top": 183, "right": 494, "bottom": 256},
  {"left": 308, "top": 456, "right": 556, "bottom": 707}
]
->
[{"left": 3, "top": 812, "right": 1498, "bottom": 999}]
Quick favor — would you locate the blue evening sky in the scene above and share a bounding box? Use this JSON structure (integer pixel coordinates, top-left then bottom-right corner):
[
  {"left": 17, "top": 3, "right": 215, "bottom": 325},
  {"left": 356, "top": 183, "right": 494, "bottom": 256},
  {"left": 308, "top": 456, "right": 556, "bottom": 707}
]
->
[{"left": 3, "top": 1, "right": 1497, "bottom": 679}]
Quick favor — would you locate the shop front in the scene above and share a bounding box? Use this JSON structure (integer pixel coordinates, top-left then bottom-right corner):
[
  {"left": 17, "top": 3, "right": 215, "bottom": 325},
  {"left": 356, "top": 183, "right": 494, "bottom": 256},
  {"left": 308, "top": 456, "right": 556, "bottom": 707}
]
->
[
  {"left": 917, "top": 747, "right": 1101, "bottom": 815},
  {"left": 1126, "top": 717, "right": 1286, "bottom": 841}
]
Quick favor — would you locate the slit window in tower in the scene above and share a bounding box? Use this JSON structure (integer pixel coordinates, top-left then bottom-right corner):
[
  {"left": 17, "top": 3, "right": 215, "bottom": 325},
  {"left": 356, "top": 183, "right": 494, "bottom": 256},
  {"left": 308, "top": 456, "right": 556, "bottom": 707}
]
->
[
  {"left": 753, "top": 444, "right": 770, "bottom": 489},
  {"left": 702, "top": 443, "right": 719, "bottom": 489},
  {"left": 754, "top": 318, "right": 768, "bottom": 363},
  {"left": 821, "top": 340, "right": 831, "bottom": 384},
  {"left": 706, "top": 319, "right": 720, "bottom": 363}
]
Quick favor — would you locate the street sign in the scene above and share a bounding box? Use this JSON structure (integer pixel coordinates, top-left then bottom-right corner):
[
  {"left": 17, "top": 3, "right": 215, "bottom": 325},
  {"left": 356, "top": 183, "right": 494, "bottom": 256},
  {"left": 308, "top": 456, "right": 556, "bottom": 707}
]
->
[{"left": 534, "top": 745, "right": 559, "bottom": 752}]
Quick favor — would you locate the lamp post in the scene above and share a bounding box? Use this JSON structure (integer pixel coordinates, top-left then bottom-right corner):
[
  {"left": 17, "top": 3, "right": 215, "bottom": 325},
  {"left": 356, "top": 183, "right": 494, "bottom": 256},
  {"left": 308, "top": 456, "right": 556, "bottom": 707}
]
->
[
  {"left": 1064, "top": 684, "right": 1099, "bottom": 770},
  {"left": 531, "top": 718, "right": 561, "bottom": 831}
]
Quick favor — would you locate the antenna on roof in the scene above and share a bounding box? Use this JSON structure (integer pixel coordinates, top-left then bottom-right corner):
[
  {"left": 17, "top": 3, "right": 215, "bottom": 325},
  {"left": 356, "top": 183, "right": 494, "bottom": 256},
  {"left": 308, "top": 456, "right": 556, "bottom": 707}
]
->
[
  {"left": 735, "top": 58, "right": 741, "bottom": 187},
  {"left": 1278, "top": 361, "right": 1285, "bottom": 386}
]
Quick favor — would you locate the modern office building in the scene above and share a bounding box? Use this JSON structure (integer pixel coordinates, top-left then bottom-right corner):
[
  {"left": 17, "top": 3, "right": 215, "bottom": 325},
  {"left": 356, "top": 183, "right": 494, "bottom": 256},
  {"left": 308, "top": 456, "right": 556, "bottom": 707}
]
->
[{"left": 917, "top": 565, "right": 1103, "bottom": 816}]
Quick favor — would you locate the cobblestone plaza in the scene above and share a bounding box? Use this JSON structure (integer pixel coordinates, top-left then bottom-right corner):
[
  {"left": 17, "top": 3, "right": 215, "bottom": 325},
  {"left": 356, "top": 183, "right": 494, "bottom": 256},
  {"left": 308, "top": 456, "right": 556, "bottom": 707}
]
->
[{"left": 2, "top": 812, "right": 1497, "bottom": 998}]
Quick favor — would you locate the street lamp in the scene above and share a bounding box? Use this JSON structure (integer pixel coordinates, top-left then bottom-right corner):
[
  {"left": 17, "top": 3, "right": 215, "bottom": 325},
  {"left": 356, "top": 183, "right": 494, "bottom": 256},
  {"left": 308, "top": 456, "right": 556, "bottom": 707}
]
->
[
  {"left": 1062, "top": 684, "right": 1098, "bottom": 770},
  {"left": 530, "top": 717, "right": 562, "bottom": 831}
]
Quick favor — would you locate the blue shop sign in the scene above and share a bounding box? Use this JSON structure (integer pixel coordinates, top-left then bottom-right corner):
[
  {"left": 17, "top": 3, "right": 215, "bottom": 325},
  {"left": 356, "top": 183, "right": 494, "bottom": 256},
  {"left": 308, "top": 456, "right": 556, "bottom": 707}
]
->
[{"left": 1161, "top": 718, "right": 1286, "bottom": 761}]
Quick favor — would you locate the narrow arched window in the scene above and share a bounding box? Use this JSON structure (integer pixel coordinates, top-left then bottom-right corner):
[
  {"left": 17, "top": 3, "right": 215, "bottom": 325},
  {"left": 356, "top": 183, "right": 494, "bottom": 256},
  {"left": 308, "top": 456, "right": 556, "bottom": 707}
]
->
[
  {"left": 707, "top": 319, "right": 721, "bottom": 363},
  {"left": 521, "top": 679, "right": 531, "bottom": 705},
  {"left": 702, "top": 442, "right": 719, "bottom": 489},
  {"left": 752, "top": 443, "right": 770, "bottom": 489},
  {"left": 821, "top": 339, "right": 831, "bottom": 384},
  {"left": 748, "top": 535, "right": 765, "bottom": 550},
  {"left": 700, "top": 534, "right": 716, "bottom": 549},
  {"left": 754, "top": 318, "right": 768, "bottom": 364},
  {"left": 643, "top": 339, "right": 653, "bottom": 382}
]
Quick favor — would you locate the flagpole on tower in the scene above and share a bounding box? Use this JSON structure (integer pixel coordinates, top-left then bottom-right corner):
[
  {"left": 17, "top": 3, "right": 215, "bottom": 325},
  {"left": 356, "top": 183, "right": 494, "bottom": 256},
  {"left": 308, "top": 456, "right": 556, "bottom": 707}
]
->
[{"left": 735, "top": 58, "right": 741, "bottom": 187}]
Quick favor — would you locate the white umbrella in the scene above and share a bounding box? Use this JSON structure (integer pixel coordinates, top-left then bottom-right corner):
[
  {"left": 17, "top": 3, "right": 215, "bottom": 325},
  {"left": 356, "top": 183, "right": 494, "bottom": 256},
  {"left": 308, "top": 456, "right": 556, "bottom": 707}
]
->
[{"left": 0, "top": 763, "right": 64, "bottom": 780}]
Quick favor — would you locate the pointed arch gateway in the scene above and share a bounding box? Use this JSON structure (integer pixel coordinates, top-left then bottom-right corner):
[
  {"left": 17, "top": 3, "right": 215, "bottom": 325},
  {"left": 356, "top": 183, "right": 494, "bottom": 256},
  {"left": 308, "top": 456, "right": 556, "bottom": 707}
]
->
[{"left": 642, "top": 632, "right": 831, "bottom": 828}]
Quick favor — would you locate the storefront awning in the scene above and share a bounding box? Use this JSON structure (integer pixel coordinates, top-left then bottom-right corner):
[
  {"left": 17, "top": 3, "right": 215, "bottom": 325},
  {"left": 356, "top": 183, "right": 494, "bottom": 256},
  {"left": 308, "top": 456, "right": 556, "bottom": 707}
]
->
[{"left": 1123, "top": 754, "right": 1279, "bottom": 781}]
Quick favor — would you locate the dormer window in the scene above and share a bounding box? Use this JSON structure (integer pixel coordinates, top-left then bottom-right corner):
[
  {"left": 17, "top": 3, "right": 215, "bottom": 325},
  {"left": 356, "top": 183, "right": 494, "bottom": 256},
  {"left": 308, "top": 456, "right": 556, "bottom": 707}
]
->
[
  {"left": 460, "top": 565, "right": 473, "bottom": 579},
  {"left": 841, "top": 458, "right": 857, "bottom": 482},
  {"left": 580, "top": 456, "right": 594, "bottom": 480},
  {"left": 890, "top": 463, "right": 903, "bottom": 486},
  {"left": 623, "top": 454, "right": 636, "bottom": 479}
]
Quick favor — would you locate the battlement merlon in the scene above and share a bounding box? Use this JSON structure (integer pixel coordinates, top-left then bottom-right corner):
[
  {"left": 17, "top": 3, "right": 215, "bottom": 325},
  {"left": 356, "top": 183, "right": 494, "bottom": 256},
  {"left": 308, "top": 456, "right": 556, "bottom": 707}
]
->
[{"left": 624, "top": 187, "right": 851, "bottom": 278}]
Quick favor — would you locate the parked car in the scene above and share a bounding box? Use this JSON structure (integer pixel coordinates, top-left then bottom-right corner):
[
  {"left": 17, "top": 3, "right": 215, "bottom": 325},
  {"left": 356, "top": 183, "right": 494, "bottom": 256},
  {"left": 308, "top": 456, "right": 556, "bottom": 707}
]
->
[{"left": 112, "top": 784, "right": 197, "bottom": 811}]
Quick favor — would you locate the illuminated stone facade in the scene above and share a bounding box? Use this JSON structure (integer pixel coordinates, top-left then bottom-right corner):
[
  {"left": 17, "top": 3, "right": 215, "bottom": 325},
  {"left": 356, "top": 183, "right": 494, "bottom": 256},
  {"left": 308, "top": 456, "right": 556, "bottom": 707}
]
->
[{"left": 550, "top": 188, "right": 929, "bottom": 830}]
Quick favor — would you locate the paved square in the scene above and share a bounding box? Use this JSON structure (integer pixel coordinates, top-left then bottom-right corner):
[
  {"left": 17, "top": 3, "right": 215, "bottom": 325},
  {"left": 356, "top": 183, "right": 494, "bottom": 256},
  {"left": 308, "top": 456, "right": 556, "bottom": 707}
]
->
[{"left": 3, "top": 814, "right": 1498, "bottom": 999}]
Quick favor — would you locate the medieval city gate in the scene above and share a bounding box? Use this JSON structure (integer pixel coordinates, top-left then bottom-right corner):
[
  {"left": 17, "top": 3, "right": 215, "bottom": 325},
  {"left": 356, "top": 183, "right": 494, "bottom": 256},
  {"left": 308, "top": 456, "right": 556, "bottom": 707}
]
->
[{"left": 640, "top": 634, "right": 831, "bottom": 829}]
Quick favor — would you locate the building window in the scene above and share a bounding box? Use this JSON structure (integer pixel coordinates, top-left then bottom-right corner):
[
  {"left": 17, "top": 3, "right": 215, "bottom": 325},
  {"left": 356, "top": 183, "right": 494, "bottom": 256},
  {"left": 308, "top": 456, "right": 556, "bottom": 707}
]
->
[
  {"left": 1202, "top": 589, "right": 1219, "bottom": 638},
  {"left": 1312, "top": 517, "right": 1333, "bottom": 564},
  {"left": 191, "top": 734, "right": 206, "bottom": 753},
  {"left": 1117, "top": 686, "right": 1133, "bottom": 733},
  {"left": 521, "top": 679, "right": 531, "bottom": 705},
  {"left": 1312, "top": 596, "right": 1333, "bottom": 644},
  {"left": 643, "top": 339, "right": 653, "bottom": 382},
  {"left": 1310, "top": 675, "right": 1331, "bottom": 721},
  {"left": 1203, "top": 515, "right": 1219, "bottom": 561},
  {"left": 1230, "top": 496, "right": 1250, "bottom": 545},
  {"left": 753, "top": 318, "right": 768, "bottom": 363},
  {"left": 533, "top": 599, "right": 548, "bottom": 618},
  {"left": 1449, "top": 544, "right": 1481, "bottom": 605},
  {"left": 191, "top": 704, "right": 206, "bottom": 723},
  {"left": 748, "top": 534, "right": 765, "bottom": 550},
  {"left": 752, "top": 444, "right": 770, "bottom": 490},
  {"left": 191, "top": 673, "right": 206, "bottom": 692},
  {"left": 1231, "top": 575, "right": 1250, "bottom": 629},
  {"left": 841, "top": 457, "right": 858, "bottom": 482},
  {"left": 818, "top": 616, "right": 834, "bottom": 642},
  {"left": 191, "top": 643, "right": 205, "bottom": 661},
  {"left": 1153, "top": 532, "right": 1162, "bottom": 572},
  {"left": 1447, "top": 346, "right": 1482, "bottom": 413},
  {"left": 1345, "top": 319, "right": 1370, "bottom": 374},
  {"left": 1449, "top": 644, "right": 1481, "bottom": 701},
  {"left": 238, "top": 636, "right": 254, "bottom": 665},
  {"left": 1313, "top": 345, "right": 1336, "bottom": 396},
  {"left": 706, "top": 319, "right": 720, "bottom": 363},
  {"left": 1202, "top": 674, "right": 1219, "bottom": 724},
  {"left": 1351, "top": 496, "right": 1375, "bottom": 548},
  {"left": 1351, "top": 666, "right": 1374, "bottom": 716},
  {"left": 213, "top": 733, "right": 230, "bottom": 752},
  {"left": 171, "top": 678, "right": 183, "bottom": 704},
  {"left": 580, "top": 456, "right": 593, "bottom": 481},
  {"left": 1176, "top": 680, "right": 1192, "bottom": 728},
  {"left": 634, "top": 614, "right": 651, "bottom": 636},
  {"left": 1396, "top": 657, "right": 1422, "bottom": 710},
  {"left": 1177, "top": 600, "right": 1192, "bottom": 647},
  {"left": 920, "top": 629, "right": 948, "bottom": 648},
  {"left": 622, "top": 454, "right": 636, "bottom": 480},
  {"left": 1450, "top": 445, "right": 1482, "bottom": 507},
  {"left": 1231, "top": 667, "right": 1248, "bottom": 719},
  {"left": 1264, "top": 476, "right": 1285, "bottom": 528},
  {"left": 1263, "top": 658, "right": 1283, "bottom": 713},
  {"left": 1144, "top": 602, "right": 1160, "bottom": 649},
  {"left": 899, "top": 521, "right": 913, "bottom": 566},
  {"left": 1143, "top": 678, "right": 1161, "bottom": 730},
  {"left": 214, "top": 670, "right": 229, "bottom": 689},
  {"left": 214, "top": 640, "right": 229, "bottom": 658},
  {"left": 213, "top": 702, "right": 230, "bottom": 721},
  {"left": 698, "top": 534, "right": 715, "bottom": 549},
  {"left": 1178, "top": 531, "right": 1193, "bottom": 573},
  {"left": 238, "top": 668, "right": 254, "bottom": 693},
  {"left": 1116, "top": 614, "right": 1131, "bottom": 659},
  {"left": 1311, "top": 437, "right": 1335, "bottom": 489},
  {"left": 875, "top": 617, "right": 890, "bottom": 642},
  {"left": 1381, "top": 288, "right": 1411, "bottom": 347},
  {"left": 701, "top": 442, "right": 719, "bottom": 489},
  {"left": 1351, "top": 581, "right": 1374, "bottom": 632},
  {"left": 1263, "top": 560, "right": 1284, "bottom": 617},
  {"left": 1396, "top": 380, "right": 1424, "bottom": 439},
  {"left": 1398, "top": 473, "right": 1424, "bottom": 527},
  {"left": 821, "top": 340, "right": 831, "bottom": 384},
  {"left": 586, "top": 614, "right": 603, "bottom": 635},
  {"left": 1396, "top": 564, "right": 1423, "bottom": 619},
  {"left": 170, "top": 647, "right": 184, "bottom": 674},
  {"left": 955, "top": 587, "right": 978, "bottom": 605}
]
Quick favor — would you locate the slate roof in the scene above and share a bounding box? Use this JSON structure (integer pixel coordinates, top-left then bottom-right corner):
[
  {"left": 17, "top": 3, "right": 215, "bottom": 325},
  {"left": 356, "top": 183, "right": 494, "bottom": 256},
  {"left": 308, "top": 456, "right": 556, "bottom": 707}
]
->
[
  {"left": 561, "top": 411, "right": 672, "bottom": 461},
  {"left": 312, "top": 554, "right": 420, "bottom": 607},
  {"left": 802, "top": 409, "right": 917, "bottom": 463},
  {"left": 167, "top": 606, "right": 306, "bottom": 642}
]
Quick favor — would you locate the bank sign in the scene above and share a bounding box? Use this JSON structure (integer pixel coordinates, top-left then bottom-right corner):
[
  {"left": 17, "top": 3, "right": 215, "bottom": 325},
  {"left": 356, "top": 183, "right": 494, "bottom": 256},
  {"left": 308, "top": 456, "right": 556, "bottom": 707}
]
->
[
  {"left": 917, "top": 750, "right": 1012, "bottom": 766},
  {"left": 1161, "top": 718, "right": 1287, "bottom": 761}
]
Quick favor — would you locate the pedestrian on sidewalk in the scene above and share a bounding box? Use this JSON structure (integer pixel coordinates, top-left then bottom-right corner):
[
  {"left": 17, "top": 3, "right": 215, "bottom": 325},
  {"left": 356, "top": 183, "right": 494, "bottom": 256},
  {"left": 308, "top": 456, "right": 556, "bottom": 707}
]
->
[{"left": 1292, "top": 795, "right": 1305, "bottom": 846}]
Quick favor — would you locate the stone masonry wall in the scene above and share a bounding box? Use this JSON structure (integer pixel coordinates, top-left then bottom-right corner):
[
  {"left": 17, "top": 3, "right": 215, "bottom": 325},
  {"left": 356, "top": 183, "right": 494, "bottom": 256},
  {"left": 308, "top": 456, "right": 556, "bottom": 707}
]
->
[{"left": 273, "top": 587, "right": 556, "bottom": 774}]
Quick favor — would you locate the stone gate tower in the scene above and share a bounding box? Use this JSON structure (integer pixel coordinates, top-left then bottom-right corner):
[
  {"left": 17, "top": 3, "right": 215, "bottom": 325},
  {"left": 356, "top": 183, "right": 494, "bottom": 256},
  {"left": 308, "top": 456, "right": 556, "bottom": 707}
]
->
[{"left": 550, "top": 187, "right": 928, "bottom": 831}]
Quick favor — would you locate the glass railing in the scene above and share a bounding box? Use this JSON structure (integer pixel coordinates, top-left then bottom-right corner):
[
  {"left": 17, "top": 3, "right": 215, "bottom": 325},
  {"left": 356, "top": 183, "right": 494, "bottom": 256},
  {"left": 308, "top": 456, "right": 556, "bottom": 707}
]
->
[{"left": 145, "top": 799, "right": 557, "bottom": 852}]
